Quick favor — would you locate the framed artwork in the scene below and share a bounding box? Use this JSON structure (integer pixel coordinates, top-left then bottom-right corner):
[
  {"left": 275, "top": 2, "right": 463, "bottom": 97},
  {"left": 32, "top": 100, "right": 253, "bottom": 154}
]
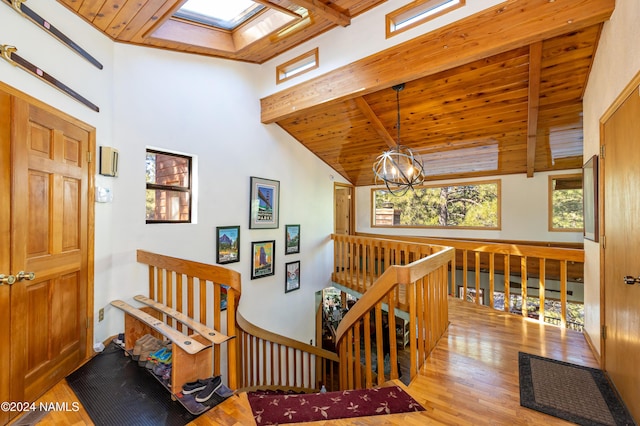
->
[
  {"left": 285, "top": 261, "right": 300, "bottom": 293},
  {"left": 583, "top": 155, "right": 599, "bottom": 242},
  {"left": 220, "top": 285, "right": 229, "bottom": 311},
  {"left": 249, "top": 177, "right": 280, "bottom": 229},
  {"left": 216, "top": 226, "right": 240, "bottom": 264},
  {"left": 285, "top": 224, "right": 300, "bottom": 255},
  {"left": 251, "top": 240, "right": 275, "bottom": 279}
]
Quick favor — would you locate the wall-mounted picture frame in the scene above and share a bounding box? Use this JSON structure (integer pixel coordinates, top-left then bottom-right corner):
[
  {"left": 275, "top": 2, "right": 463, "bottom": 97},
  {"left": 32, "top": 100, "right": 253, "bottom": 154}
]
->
[
  {"left": 251, "top": 240, "right": 275, "bottom": 279},
  {"left": 249, "top": 177, "right": 280, "bottom": 229},
  {"left": 583, "top": 154, "right": 599, "bottom": 242},
  {"left": 285, "top": 260, "right": 300, "bottom": 293},
  {"left": 285, "top": 224, "right": 300, "bottom": 255},
  {"left": 216, "top": 226, "right": 240, "bottom": 264}
]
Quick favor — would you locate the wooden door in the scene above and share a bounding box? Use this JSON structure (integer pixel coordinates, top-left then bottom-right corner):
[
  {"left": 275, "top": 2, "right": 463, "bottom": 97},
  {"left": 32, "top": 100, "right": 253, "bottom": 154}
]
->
[
  {"left": 334, "top": 184, "right": 353, "bottom": 235},
  {"left": 602, "top": 81, "right": 640, "bottom": 419},
  {"left": 2, "top": 91, "right": 93, "bottom": 415}
]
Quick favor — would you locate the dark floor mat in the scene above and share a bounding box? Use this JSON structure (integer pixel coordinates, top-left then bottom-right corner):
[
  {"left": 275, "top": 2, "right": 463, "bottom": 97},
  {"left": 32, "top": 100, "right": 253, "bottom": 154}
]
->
[{"left": 66, "top": 342, "right": 196, "bottom": 426}]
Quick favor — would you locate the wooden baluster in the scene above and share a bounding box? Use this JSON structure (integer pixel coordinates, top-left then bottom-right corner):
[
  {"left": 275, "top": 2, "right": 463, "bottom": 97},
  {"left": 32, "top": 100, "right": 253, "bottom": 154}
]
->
[
  {"left": 354, "top": 320, "right": 362, "bottom": 388},
  {"left": 363, "top": 312, "right": 372, "bottom": 388},
  {"left": 387, "top": 290, "right": 398, "bottom": 380},
  {"left": 521, "top": 257, "right": 528, "bottom": 318},
  {"left": 199, "top": 278, "right": 207, "bottom": 325},
  {"left": 475, "top": 251, "right": 481, "bottom": 304},
  {"left": 489, "top": 253, "right": 495, "bottom": 309},
  {"left": 462, "top": 249, "right": 468, "bottom": 300},
  {"left": 148, "top": 265, "right": 155, "bottom": 300},
  {"left": 539, "top": 258, "right": 546, "bottom": 324},
  {"left": 175, "top": 274, "right": 183, "bottom": 333},
  {"left": 416, "top": 279, "right": 425, "bottom": 366},
  {"left": 374, "top": 304, "right": 384, "bottom": 386},
  {"left": 560, "top": 260, "right": 567, "bottom": 328},
  {"left": 157, "top": 268, "right": 164, "bottom": 304},
  {"left": 504, "top": 254, "right": 511, "bottom": 312},
  {"left": 227, "top": 288, "right": 238, "bottom": 389},
  {"left": 166, "top": 271, "right": 173, "bottom": 327},
  {"left": 408, "top": 281, "right": 417, "bottom": 381}
]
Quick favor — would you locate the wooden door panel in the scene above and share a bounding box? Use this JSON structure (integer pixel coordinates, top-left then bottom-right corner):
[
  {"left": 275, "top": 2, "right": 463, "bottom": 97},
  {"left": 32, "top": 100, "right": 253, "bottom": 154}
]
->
[
  {"left": 10, "top": 97, "right": 89, "bottom": 404},
  {"left": 603, "top": 85, "right": 640, "bottom": 419},
  {"left": 0, "top": 91, "right": 12, "bottom": 426}
]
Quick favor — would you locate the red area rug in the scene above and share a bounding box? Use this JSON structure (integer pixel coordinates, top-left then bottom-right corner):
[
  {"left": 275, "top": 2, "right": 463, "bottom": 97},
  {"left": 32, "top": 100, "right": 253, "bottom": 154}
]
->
[{"left": 247, "top": 385, "right": 425, "bottom": 425}]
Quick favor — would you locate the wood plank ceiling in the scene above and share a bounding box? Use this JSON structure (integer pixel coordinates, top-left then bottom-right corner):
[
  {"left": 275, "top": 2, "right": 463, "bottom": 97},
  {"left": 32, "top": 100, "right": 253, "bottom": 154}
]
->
[{"left": 58, "top": 0, "right": 615, "bottom": 186}]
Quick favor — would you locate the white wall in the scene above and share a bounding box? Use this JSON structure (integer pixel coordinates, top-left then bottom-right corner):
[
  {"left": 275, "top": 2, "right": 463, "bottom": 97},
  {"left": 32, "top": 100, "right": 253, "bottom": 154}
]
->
[
  {"left": 355, "top": 171, "right": 584, "bottom": 243},
  {"left": 1, "top": 0, "right": 346, "bottom": 347},
  {"left": 582, "top": 0, "right": 640, "bottom": 355}
]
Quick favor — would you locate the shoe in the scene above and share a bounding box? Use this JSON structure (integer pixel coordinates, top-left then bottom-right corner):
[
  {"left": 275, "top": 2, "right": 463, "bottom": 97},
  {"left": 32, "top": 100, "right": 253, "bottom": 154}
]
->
[
  {"left": 195, "top": 376, "right": 222, "bottom": 403},
  {"left": 138, "top": 337, "right": 163, "bottom": 367},
  {"left": 182, "top": 378, "right": 211, "bottom": 395},
  {"left": 132, "top": 334, "right": 153, "bottom": 360}
]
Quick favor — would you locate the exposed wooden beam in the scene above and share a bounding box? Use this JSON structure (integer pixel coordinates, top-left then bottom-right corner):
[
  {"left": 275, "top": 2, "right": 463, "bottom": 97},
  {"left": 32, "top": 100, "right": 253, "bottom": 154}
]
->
[
  {"left": 354, "top": 97, "right": 396, "bottom": 149},
  {"left": 527, "top": 41, "right": 543, "bottom": 178},
  {"left": 254, "top": 1, "right": 304, "bottom": 19},
  {"left": 261, "top": 0, "right": 614, "bottom": 124},
  {"left": 290, "top": 0, "right": 351, "bottom": 27}
]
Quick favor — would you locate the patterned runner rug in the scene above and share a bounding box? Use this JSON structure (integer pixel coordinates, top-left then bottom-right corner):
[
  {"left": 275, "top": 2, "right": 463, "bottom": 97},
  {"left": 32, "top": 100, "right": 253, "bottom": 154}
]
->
[
  {"left": 519, "top": 352, "right": 635, "bottom": 426},
  {"left": 247, "top": 385, "right": 424, "bottom": 425}
]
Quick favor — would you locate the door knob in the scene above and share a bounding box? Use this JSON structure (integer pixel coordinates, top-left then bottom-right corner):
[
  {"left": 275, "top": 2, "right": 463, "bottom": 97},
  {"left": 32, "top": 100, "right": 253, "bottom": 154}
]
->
[
  {"left": 623, "top": 276, "right": 640, "bottom": 285},
  {"left": 0, "top": 274, "right": 16, "bottom": 285},
  {"left": 16, "top": 271, "right": 35, "bottom": 281}
]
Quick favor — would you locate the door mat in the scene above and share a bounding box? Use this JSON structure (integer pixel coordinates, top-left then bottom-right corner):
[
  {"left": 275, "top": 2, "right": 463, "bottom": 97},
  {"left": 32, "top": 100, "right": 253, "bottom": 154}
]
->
[
  {"left": 66, "top": 342, "right": 196, "bottom": 426},
  {"left": 247, "top": 385, "right": 424, "bottom": 425},
  {"left": 519, "top": 352, "right": 636, "bottom": 426}
]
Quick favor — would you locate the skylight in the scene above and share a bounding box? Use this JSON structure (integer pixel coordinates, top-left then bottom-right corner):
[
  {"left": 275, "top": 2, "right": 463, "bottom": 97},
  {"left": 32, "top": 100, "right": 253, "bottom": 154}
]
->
[{"left": 174, "top": 0, "right": 264, "bottom": 31}]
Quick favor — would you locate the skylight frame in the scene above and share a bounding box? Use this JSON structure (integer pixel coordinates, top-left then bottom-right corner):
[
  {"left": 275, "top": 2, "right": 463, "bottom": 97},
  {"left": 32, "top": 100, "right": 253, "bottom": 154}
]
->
[{"left": 174, "top": 0, "right": 265, "bottom": 31}]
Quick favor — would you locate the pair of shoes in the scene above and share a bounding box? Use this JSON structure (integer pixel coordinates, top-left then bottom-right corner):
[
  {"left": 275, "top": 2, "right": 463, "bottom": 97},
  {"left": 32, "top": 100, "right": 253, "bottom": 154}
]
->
[
  {"left": 138, "top": 337, "right": 163, "bottom": 367},
  {"left": 132, "top": 334, "right": 154, "bottom": 360},
  {"left": 195, "top": 376, "right": 222, "bottom": 403},
  {"left": 153, "top": 362, "right": 171, "bottom": 377},
  {"left": 182, "top": 379, "right": 211, "bottom": 395},
  {"left": 148, "top": 347, "right": 172, "bottom": 364}
]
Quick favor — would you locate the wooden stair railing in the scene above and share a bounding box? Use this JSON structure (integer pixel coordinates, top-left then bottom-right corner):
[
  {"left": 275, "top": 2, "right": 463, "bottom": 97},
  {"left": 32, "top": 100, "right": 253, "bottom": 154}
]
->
[
  {"left": 236, "top": 313, "right": 340, "bottom": 393},
  {"left": 137, "top": 250, "right": 339, "bottom": 394},
  {"left": 137, "top": 250, "right": 241, "bottom": 389},
  {"left": 335, "top": 246, "right": 455, "bottom": 390},
  {"left": 355, "top": 233, "right": 585, "bottom": 329}
]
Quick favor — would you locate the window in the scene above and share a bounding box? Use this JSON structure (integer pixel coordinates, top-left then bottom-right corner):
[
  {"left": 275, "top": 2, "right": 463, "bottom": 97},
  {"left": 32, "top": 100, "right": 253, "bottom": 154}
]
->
[
  {"left": 146, "top": 149, "right": 192, "bottom": 223},
  {"left": 276, "top": 48, "right": 319, "bottom": 84},
  {"left": 549, "top": 174, "right": 583, "bottom": 231},
  {"left": 386, "top": 0, "right": 465, "bottom": 38},
  {"left": 173, "top": 0, "right": 264, "bottom": 30},
  {"left": 372, "top": 180, "right": 499, "bottom": 228}
]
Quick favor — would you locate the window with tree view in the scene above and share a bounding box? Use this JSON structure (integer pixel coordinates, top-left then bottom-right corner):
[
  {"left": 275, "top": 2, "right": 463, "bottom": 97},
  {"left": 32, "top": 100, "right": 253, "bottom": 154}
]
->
[
  {"left": 146, "top": 149, "right": 192, "bottom": 223},
  {"left": 373, "top": 180, "right": 500, "bottom": 228},
  {"left": 549, "top": 174, "right": 583, "bottom": 231}
]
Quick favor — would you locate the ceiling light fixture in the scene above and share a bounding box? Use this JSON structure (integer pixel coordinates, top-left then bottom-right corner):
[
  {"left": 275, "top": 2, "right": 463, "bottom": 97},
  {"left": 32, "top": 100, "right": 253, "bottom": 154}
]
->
[{"left": 372, "top": 83, "right": 425, "bottom": 196}]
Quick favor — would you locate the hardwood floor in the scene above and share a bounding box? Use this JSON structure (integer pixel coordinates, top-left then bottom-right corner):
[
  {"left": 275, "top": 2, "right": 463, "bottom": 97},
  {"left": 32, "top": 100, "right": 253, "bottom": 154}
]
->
[{"left": 17, "top": 297, "right": 597, "bottom": 425}]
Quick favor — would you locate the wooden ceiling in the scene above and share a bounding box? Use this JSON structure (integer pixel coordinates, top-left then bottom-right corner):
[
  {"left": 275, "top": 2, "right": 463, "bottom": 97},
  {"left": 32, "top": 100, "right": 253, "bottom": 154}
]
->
[
  {"left": 57, "top": 0, "right": 383, "bottom": 63},
  {"left": 59, "top": 0, "right": 615, "bottom": 186}
]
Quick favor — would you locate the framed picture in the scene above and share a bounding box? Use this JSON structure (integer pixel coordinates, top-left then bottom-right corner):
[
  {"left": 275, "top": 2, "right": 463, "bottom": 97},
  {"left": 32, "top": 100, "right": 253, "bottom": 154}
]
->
[
  {"left": 285, "top": 224, "right": 300, "bottom": 254},
  {"left": 251, "top": 240, "right": 275, "bottom": 279},
  {"left": 249, "top": 177, "right": 280, "bottom": 229},
  {"left": 285, "top": 261, "right": 300, "bottom": 293},
  {"left": 583, "top": 155, "right": 599, "bottom": 242},
  {"left": 216, "top": 226, "right": 240, "bottom": 264}
]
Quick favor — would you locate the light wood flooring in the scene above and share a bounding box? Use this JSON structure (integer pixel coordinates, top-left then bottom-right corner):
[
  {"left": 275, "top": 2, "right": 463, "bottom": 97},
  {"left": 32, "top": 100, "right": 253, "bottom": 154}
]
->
[{"left": 17, "top": 297, "right": 599, "bottom": 425}]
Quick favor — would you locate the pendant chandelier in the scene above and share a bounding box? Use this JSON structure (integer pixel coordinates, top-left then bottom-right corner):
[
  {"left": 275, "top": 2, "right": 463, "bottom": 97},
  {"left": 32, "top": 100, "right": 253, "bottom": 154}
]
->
[{"left": 372, "top": 83, "right": 425, "bottom": 196}]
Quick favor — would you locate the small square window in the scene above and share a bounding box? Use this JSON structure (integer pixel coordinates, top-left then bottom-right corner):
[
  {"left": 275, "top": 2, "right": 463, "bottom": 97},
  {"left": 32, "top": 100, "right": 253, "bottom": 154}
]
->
[
  {"left": 386, "top": 0, "right": 465, "bottom": 38},
  {"left": 146, "top": 149, "right": 192, "bottom": 223},
  {"left": 276, "top": 48, "right": 319, "bottom": 84}
]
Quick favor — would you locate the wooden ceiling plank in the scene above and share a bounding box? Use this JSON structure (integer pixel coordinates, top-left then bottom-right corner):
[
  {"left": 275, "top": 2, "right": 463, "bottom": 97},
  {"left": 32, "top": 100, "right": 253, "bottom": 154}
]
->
[
  {"left": 354, "top": 97, "right": 397, "bottom": 148},
  {"left": 289, "top": 0, "right": 351, "bottom": 26},
  {"left": 260, "top": 0, "right": 615, "bottom": 124},
  {"left": 527, "top": 41, "right": 542, "bottom": 178}
]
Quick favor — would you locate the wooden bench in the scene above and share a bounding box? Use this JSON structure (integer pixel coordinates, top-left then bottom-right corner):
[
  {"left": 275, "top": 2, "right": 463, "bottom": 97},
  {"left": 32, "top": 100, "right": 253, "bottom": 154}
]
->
[
  {"left": 133, "top": 295, "right": 234, "bottom": 345},
  {"left": 110, "top": 299, "right": 221, "bottom": 395}
]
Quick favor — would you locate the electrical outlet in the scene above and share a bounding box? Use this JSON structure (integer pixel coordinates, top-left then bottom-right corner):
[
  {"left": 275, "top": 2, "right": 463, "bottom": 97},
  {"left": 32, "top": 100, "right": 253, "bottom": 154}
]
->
[{"left": 98, "top": 308, "right": 104, "bottom": 322}]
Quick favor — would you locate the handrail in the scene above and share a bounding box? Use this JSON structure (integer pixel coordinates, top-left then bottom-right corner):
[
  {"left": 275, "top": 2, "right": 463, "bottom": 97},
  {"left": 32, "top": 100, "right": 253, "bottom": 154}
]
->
[
  {"left": 236, "top": 312, "right": 340, "bottom": 393},
  {"left": 354, "top": 233, "right": 585, "bottom": 330},
  {"left": 334, "top": 244, "right": 454, "bottom": 389},
  {"left": 136, "top": 250, "right": 241, "bottom": 389}
]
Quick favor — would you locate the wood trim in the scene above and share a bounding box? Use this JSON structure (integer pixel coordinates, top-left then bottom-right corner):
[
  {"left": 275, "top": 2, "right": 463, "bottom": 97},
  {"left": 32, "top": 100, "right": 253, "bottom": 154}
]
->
[
  {"left": 291, "top": 0, "right": 350, "bottom": 26},
  {"left": 354, "top": 97, "right": 396, "bottom": 148},
  {"left": 526, "top": 41, "right": 542, "bottom": 177},
  {"left": 260, "top": 0, "right": 615, "bottom": 123}
]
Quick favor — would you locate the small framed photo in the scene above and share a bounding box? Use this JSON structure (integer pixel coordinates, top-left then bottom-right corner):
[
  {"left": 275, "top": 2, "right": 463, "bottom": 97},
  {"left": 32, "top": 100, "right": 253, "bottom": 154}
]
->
[
  {"left": 249, "top": 177, "right": 280, "bottom": 229},
  {"left": 285, "top": 224, "right": 300, "bottom": 255},
  {"left": 216, "top": 226, "right": 240, "bottom": 264},
  {"left": 285, "top": 261, "right": 300, "bottom": 293},
  {"left": 251, "top": 240, "right": 275, "bottom": 279}
]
